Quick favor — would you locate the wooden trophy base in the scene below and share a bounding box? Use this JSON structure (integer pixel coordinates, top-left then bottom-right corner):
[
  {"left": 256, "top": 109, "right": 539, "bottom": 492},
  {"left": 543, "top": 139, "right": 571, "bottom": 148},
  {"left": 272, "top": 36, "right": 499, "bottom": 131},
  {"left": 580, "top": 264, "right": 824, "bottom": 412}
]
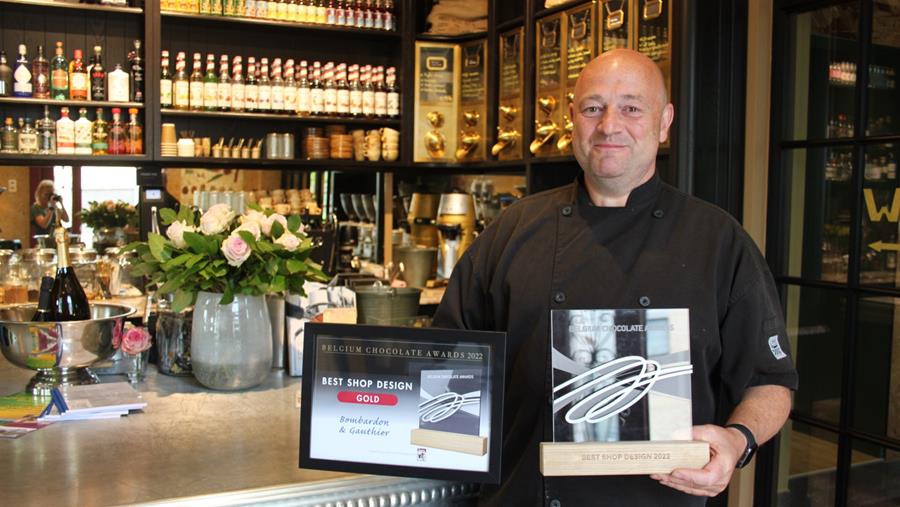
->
[
  {"left": 410, "top": 428, "right": 488, "bottom": 456},
  {"left": 540, "top": 440, "right": 710, "bottom": 476}
]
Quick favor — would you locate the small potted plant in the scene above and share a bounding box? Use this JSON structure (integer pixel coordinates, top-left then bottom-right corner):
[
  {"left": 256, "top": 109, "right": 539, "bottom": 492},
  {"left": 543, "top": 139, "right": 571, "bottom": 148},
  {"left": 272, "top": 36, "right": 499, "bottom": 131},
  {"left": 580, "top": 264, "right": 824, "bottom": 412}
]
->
[
  {"left": 125, "top": 204, "right": 327, "bottom": 390},
  {"left": 80, "top": 200, "right": 138, "bottom": 252}
]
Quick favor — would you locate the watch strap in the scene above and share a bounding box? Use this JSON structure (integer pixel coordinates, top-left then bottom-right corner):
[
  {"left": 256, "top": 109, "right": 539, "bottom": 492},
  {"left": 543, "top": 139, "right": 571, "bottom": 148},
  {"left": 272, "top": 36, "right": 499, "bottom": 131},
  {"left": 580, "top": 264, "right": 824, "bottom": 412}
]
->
[{"left": 725, "top": 423, "right": 757, "bottom": 469}]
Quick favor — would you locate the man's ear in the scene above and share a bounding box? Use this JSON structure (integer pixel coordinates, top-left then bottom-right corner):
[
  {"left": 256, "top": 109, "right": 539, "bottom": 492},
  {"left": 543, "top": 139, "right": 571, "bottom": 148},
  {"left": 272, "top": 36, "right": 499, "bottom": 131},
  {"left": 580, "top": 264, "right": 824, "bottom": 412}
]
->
[{"left": 659, "top": 103, "right": 675, "bottom": 143}]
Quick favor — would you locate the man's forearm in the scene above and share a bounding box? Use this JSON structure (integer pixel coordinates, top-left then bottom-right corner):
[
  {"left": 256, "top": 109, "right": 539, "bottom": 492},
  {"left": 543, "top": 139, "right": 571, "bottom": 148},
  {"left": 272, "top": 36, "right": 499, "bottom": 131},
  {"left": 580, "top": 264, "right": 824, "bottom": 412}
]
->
[{"left": 727, "top": 385, "right": 793, "bottom": 444}]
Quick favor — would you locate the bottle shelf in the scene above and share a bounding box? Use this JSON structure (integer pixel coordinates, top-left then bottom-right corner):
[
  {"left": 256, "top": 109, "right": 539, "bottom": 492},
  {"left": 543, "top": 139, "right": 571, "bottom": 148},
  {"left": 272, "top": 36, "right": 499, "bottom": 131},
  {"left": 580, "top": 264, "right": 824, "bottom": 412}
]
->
[
  {"left": 0, "top": 97, "right": 144, "bottom": 109},
  {"left": 0, "top": 0, "right": 142, "bottom": 14},
  {"left": 160, "top": 108, "right": 400, "bottom": 127},
  {"left": 161, "top": 10, "right": 400, "bottom": 39},
  {"left": 157, "top": 156, "right": 401, "bottom": 170},
  {"left": 0, "top": 153, "right": 148, "bottom": 165}
]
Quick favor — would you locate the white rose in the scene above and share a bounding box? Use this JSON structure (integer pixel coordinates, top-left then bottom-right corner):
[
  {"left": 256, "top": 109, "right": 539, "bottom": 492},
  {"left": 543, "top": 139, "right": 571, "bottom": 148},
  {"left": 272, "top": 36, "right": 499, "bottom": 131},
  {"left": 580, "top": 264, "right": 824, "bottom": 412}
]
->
[
  {"left": 275, "top": 232, "right": 301, "bottom": 252},
  {"left": 263, "top": 213, "right": 289, "bottom": 237},
  {"left": 240, "top": 209, "right": 267, "bottom": 230},
  {"left": 165, "top": 220, "right": 196, "bottom": 249},
  {"left": 221, "top": 235, "right": 251, "bottom": 267},
  {"left": 199, "top": 203, "right": 236, "bottom": 235},
  {"left": 231, "top": 221, "right": 261, "bottom": 240}
]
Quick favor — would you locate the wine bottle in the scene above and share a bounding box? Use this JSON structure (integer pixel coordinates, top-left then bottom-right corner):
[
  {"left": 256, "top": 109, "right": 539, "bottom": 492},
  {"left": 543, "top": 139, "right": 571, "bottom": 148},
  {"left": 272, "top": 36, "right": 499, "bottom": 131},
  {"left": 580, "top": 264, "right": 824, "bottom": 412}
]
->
[
  {"left": 50, "top": 227, "right": 91, "bottom": 321},
  {"left": 32, "top": 276, "right": 56, "bottom": 322}
]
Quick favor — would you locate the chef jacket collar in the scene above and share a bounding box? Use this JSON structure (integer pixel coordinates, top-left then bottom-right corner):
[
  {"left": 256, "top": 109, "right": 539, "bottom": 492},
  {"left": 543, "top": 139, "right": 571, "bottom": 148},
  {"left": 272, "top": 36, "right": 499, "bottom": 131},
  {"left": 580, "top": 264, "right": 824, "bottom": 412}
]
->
[{"left": 573, "top": 171, "right": 662, "bottom": 210}]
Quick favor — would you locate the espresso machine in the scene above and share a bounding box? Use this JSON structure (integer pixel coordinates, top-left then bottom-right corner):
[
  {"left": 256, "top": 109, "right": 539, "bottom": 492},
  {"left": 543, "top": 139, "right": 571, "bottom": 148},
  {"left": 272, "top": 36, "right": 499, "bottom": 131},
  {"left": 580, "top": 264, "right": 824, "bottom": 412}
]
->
[
  {"left": 407, "top": 193, "right": 441, "bottom": 248},
  {"left": 436, "top": 192, "right": 477, "bottom": 279}
]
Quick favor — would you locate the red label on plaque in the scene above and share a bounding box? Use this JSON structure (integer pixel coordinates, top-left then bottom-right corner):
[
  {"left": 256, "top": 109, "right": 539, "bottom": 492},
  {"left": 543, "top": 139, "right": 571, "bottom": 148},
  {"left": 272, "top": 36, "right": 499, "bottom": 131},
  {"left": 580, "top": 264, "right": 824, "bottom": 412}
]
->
[{"left": 337, "top": 391, "right": 398, "bottom": 406}]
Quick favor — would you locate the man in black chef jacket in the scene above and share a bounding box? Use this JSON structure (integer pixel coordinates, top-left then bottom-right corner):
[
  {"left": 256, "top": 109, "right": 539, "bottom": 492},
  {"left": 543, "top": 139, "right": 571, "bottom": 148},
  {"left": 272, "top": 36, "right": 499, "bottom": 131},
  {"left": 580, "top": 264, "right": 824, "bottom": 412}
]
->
[{"left": 432, "top": 48, "right": 798, "bottom": 506}]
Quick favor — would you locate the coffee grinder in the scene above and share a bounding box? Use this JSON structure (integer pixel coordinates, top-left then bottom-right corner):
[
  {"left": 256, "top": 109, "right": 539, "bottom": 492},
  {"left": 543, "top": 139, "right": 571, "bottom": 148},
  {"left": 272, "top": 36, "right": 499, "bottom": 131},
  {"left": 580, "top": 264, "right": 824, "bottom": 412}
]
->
[
  {"left": 436, "top": 192, "right": 477, "bottom": 279},
  {"left": 407, "top": 193, "right": 441, "bottom": 248}
]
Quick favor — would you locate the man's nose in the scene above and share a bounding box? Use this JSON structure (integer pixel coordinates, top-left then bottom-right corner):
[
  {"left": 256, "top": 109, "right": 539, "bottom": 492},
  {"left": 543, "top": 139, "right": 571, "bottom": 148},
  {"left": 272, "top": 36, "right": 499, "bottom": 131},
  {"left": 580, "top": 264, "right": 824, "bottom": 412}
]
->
[{"left": 596, "top": 109, "right": 620, "bottom": 135}]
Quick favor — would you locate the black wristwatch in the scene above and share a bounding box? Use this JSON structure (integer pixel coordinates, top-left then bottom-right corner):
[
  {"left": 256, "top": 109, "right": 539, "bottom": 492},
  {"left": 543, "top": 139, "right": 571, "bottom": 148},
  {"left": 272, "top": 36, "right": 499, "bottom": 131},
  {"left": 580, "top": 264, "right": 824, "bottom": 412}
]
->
[{"left": 725, "top": 423, "right": 758, "bottom": 469}]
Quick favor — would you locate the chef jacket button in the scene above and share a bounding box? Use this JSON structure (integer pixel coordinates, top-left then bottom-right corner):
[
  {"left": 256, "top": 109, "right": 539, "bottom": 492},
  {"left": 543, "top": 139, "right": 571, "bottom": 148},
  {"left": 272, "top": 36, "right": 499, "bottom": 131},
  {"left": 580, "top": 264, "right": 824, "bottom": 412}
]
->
[
  {"left": 652, "top": 209, "right": 665, "bottom": 218},
  {"left": 553, "top": 291, "right": 567, "bottom": 304},
  {"left": 549, "top": 500, "right": 561, "bottom": 507},
  {"left": 561, "top": 205, "right": 573, "bottom": 217},
  {"left": 639, "top": 296, "right": 651, "bottom": 307}
]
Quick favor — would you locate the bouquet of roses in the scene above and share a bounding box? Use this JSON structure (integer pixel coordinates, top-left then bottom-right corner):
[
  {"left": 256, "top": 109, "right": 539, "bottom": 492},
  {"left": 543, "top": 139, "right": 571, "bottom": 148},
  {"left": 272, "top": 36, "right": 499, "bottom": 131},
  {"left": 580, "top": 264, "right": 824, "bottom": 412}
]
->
[
  {"left": 80, "top": 200, "right": 138, "bottom": 229},
  {"left": 125, "top": 203, "right": 327, "bottom": 312}
]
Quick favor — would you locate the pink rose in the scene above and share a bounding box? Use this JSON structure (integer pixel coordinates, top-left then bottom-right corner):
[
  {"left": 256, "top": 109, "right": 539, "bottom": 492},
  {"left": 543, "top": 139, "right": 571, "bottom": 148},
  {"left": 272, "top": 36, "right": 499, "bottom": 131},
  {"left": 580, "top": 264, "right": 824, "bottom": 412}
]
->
[
  {"left": 231, "top": 221, "right": 261, "bottom": 240},
  {"left": 120, "top": 325, "right": 152, "bottom": 355},
  {"left": 262, "top": 213, "right": 288, "bottom": 237},
  {"left": 221, "top": 235, "right": 251, "bottom": 267},
  {"left": 111, "top": 320, "right": 123, "bottom": 349},
  {"left": 240, "top": 209, "right": 267, "bottom": 230},
  {"left": 165, "top": 220, "right": 196, "bottom": 249},
  {"left": 200, "top": 203, "right": 237, "bottom": 235}
]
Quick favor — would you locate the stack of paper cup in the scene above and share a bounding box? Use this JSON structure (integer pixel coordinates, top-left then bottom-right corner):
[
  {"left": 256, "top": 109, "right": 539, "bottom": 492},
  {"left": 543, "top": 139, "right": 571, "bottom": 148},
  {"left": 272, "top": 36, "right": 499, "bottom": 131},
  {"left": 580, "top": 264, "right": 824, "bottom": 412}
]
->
[
  {"left": 381, "top": 127, "right": 399, "bottom": 161},
  {"left": 161, "top": 123, "right": 177, "bottom": 156}
]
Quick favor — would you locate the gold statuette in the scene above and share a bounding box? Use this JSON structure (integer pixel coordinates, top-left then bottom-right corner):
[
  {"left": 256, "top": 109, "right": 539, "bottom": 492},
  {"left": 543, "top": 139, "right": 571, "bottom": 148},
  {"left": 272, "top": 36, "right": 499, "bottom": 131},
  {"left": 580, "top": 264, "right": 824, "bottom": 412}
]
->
[
  {"left": 424, "top": 111, "right": 447, "bottom": 158},
  {"left": 492, "top": 127, "right": 520, "bottom": 156}
]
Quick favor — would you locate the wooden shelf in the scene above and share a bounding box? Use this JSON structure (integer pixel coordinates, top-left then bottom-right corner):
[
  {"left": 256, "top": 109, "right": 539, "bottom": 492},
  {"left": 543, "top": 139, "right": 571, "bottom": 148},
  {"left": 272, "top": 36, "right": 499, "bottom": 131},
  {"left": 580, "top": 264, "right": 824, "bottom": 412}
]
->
[
  {"left": 0, "top": 0, "right": 142, "bottom": 14},
  {"left": 161, "top": 10, "right": 401, "bottom": 39},
  {"left": 0, "top": 97, "right": 144, "bottom": 109},
  {"left": 157, "top": 156, "right": 401, "bottom": 170},
  {"left": 0, "top": 153, "right": 148, "bottom": 165},
  {"left": 415, "top": 32, "right": 488, "bottom": 43},
  {"left": 160, "top": 109, "right": 400, "bottom": 127},
  {"left": 496, "top": 17, "right": 524, "bottom": 32}
]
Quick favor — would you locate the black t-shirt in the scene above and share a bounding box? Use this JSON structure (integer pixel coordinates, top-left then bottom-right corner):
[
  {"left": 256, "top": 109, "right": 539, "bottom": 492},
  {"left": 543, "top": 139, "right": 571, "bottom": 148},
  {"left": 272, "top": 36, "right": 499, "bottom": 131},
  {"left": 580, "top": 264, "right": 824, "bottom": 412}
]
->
[{"left": 433, "top": 174, "right": 798, "bottom": 506}]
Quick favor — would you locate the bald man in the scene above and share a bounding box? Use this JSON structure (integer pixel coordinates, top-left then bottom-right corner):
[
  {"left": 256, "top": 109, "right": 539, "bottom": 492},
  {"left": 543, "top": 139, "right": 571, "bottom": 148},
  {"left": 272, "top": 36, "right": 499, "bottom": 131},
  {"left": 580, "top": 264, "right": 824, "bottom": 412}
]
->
[{"left": 434, "top": 49, "right": 797, "bottom": 505}]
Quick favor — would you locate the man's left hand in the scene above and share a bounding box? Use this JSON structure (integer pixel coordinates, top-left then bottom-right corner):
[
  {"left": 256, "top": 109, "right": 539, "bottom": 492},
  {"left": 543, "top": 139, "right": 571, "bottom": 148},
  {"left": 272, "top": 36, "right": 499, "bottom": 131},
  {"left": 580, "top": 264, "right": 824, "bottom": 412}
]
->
[{"left": 649, "top": 424, "right": 745, "bottom": 497}]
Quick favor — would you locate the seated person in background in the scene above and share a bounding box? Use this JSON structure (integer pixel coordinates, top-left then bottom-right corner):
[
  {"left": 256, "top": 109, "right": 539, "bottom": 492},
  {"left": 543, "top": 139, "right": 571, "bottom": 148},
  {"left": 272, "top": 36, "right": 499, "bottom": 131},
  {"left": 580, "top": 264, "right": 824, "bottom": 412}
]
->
[{"left": 31, "top": 179, "right": 69, "bottom": 239}]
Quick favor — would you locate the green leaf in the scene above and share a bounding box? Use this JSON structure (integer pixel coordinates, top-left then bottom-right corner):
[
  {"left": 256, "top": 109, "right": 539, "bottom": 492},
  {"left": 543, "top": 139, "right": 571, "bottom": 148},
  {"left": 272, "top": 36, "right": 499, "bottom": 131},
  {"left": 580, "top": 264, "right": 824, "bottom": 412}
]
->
[
  {"left": 183, "top": 231, "right": 216, "bottom": 255},
  {"left": 220, "top": 282, "right": 235, "bottom": 305},
  {"left": 270, "top": 220, "right": 285, "bottom": 240},
  {"left": 176, "top": 205, "right": 195, "bottom": 224},
  {"left": 148, "top": 233, "right": 168, "bottom": 262},
  {"left": 158, "top": 277, "right": 183, "bottom": 294},
  {"left": 172, "top": 289, "right": 194, "bottom": 313},
  {"left": 271, "top": 275, "right": 286, "bottom": 293},
  {"left": 238, "top": 230, "right": 257, "bottom": 247},
  {"left": 159, "top": 208, "right": 178, "bottom": 225},
  {"left": 168, "top": 253, "right": 193, "bottom": 267},
  {"left": 287, "top": 214, "right": 301, "bottom": 233},
  {"left": 185, "top": 254, "right": 206, "bottom": 268},
  {"left": 286, "top": 259, "right": 307, "bottom": 274}
]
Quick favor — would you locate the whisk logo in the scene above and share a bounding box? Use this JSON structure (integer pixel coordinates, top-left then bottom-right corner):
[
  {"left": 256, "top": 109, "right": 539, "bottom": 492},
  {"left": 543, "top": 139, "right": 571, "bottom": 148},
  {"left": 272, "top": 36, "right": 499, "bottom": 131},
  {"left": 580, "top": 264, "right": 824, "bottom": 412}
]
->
[
  {"left": 553, "top": 356, "right": 693, "bottom": 424},
  {"left": 418, "top": 391, "right": 481, "bottom": 423}
]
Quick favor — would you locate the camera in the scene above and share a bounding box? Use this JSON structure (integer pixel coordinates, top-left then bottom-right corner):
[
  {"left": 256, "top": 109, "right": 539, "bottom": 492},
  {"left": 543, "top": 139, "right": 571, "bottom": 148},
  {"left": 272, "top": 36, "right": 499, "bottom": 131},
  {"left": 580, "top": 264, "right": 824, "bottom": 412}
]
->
[{"left": 51, "top": 194, "right": 62, "bottom": 202}]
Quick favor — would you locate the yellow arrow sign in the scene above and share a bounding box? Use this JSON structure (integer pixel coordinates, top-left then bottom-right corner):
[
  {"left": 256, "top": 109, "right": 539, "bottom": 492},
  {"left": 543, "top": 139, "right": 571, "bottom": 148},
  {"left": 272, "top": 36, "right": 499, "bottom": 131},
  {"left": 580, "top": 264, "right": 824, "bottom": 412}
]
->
[{"left": 869, "top": 241, "right": 900, "bottom": 252}]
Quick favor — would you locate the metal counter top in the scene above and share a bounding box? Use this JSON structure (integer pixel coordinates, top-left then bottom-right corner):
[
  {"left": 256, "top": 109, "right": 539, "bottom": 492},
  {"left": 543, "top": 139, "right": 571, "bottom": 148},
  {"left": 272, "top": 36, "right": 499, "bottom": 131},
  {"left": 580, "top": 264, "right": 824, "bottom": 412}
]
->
[{"left": 0, "top": 356, "right": 476, "bottom": 506}]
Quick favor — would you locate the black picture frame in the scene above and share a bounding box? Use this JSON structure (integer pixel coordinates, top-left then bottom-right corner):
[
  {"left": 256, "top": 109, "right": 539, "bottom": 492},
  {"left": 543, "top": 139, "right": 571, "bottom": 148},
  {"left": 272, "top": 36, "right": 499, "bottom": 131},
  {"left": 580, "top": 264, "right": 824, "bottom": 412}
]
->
[{"left": 299, "top": 323, "right": 507, "bottom": 484}]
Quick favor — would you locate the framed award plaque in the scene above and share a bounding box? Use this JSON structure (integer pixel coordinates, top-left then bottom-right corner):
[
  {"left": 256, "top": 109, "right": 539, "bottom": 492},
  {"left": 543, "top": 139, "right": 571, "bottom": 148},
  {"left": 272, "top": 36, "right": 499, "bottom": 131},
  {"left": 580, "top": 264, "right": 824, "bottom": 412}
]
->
[
  {"left": 457, "top": 38, "right": 487, "bottom": 162},
  {"left": 300, "top": 323, "right": 506, "bottom": 483},
  {"left": 533, "top": 14, "right": 564, "bottom": 157},
  {"left": 414, "top": 42, "right": 460, "bottom": 163},
  {"left": 560, "top": 2, "right": 597, "bottom": 154},
  {"left": 541, "top": 309, "right": 709, "bottom": 476}
]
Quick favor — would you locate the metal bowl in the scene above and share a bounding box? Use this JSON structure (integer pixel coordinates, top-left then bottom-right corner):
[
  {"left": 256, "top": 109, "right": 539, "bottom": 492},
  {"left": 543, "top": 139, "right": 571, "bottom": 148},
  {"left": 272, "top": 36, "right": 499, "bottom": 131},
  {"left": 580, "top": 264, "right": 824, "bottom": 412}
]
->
[{"left": 0, "top": 304, "right": 135, "bottom": 394}]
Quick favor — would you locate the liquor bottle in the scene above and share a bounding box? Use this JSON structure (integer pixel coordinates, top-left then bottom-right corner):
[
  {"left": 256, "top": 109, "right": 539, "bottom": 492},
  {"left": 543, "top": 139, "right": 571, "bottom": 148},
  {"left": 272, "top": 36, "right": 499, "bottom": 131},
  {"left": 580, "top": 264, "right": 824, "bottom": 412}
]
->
[
  {"left": 283, "top": 59, "right": 297, "bottom": 114},
  {"left": 126, "top": 107, "right": 142, "bottom": 154},
  {"left": 129, "top": 40, "right": 144, "bottom": 102},
  {"left": 74, "top": 107, "right": 92, "bottom": 155},
  {"left": 31, "top": 277, "right": 56, "bottom": 323},
  {"left": 373, "top": 65, "right": 386, "bottom": 118},
  {"left": 189, "top": 53, "right": 203, "bottom": 110},
  {"left": 203, "top": 53, "right": 217, "bottom": 111},
  {"left": 13, "top": 44, "right": 32, "bottom": 97},
  {"left": 90, "top": 46, "right": 106, "bottom": 101},
  {"left": 385, "top": 66, "right": 399, "bottom": 118},
  {"left": 361, "top": 64, "right": 375, "bottom": 117},
  {"left": 309, "top": 61, "right": 324, "bottom": 115},
  {"left": 231, "top": 55, "right": 245, "bottom": 112},
  {"left": 355, "top": 0, "right": 365, "bottom": 28},
  {"left": 50, "top": 42, "right": 68, "bottom": 99},
  {"left": 373, "top": 0, "right": 383, "bottom": 29},
  {"left": 335, "top": 62, "right": 349, "bottom": 115},
  {"left": 173, "top": 51, "right": 190, "bottom": 110},
  {"left": 345, "top": 0, "right": 356, "bottom": 26},
  {"left": 56, "top": 107, "right": 75, "bottom": 154},
  {"left": 68, "top": 49, "right": 89, "bottom": 100},
  {"left": 214, "top": 55, "right": 230, "bottom": 112},
  {"left": 335, "top": 0, "right": 345, "bottom": 25},
  {"left": 32, "top": 45, "right": 49, "bottom": 99},
  {"left": 0, "top": 51, "right": 12, "bottom": 97},
  {"left": 322, "top": 61, "right": 336, "bottom": 115},
  {"left": 90, "top": 108, "right": 108, "bottom": 155},
  {"left": 245, "top": 57, "right": 259, "bottom": 112},
  {"left": 49, "top": 226, "right": 91, "bottom": 321},
  {"left": 296, "top": 60, "right": 310, "bottom": 115},
  {"left": 316, "top": 0, "right": 327, "bottom": 23},
  {"left": 348, "top": 63, "right": 362, "bottom": 117},
  {"left": 383, "top": 0, "right": 394, "bottom": 30},
  {"left": 107, "top": 63, "right": 130, "bottom": 102},
  {"left": 108, "top": 107, "right": 126, "bottom": 154},
  {"left": 160, "top": 50, "right": 173, "bottom": 108},
  {"left": 257, "top": 58, "right": 271, "bottom": 112},
  {"left": 278, "top": 0, "right": 289, "bottom": 19},
  {"left": 325, "top": 0, "right": 335, "bottom": 24},
  {"left": 0, "top": 117, "right": 16, "bottom": 153},
  {"left": 270, "top": 58, "right": 284, "bottom": 112},
  {"left": 17, "top": 117, "right": 38, "bottom": 154},
  {"left": 37, "top": 105, "right": 56, "bottom": 154},
  {"left": 288, "top": 0, "right": 299, "bottom": 20}
]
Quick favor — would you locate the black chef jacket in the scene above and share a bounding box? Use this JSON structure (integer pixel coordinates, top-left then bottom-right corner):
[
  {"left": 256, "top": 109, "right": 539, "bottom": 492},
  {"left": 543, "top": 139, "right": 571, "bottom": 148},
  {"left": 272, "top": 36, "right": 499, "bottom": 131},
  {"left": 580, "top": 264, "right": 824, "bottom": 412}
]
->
[{"left": 433, "top": 173, "right": 799, "bottom": 506}]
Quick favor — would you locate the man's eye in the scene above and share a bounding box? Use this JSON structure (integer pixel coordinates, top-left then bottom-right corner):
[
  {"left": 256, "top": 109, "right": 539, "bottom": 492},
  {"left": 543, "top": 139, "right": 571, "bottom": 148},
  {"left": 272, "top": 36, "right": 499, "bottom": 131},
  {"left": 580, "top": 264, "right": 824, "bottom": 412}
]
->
[
  {"left": 624, "top": 106, "right": 642, "bottom": 114},
  {"left": 582, "top": 106, "right": 601, "bottom": 116}
]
